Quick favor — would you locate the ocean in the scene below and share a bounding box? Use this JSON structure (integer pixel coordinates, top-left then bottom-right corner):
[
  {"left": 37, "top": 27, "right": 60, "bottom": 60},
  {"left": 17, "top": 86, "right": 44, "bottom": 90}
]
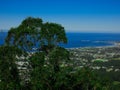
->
[
  {"left": 0, "top": 32, "right": 7, "bottom": 46},
  {"left": 0, "top": 32, "right": 120, "bottom": 48},
  {"left": 61, "top": 32, "right": 120, "bottom": 48}
]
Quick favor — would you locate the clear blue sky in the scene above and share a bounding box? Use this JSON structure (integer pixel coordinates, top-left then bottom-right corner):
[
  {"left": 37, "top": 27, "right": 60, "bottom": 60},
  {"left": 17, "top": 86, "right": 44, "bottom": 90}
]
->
[{"left": 0, "top": 0, "right": 120, "bottom": 33}]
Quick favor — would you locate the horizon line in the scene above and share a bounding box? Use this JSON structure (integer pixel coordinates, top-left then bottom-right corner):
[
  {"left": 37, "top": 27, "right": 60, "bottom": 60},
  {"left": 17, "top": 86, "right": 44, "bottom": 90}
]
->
[{"left": 1, "top": 29, "right": 120, "bottom": 33}]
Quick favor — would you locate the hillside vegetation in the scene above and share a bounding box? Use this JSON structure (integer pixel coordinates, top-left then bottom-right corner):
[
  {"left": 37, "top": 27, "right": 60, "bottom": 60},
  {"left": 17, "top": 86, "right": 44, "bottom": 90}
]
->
[{"left": 0, "top": 17, "right": 120, "bottom": 90}]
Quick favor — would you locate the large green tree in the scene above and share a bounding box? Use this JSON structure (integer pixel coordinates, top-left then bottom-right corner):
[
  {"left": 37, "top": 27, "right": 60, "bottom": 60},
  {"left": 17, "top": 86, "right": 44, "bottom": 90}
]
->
[
  {"left": 48, "top": 47, "right": 70, "bottom": 73},
  {"left": 0, "top": 46, "right": 23, "bottom": 90},
  {"left": 40, "top": 22, "right": 67, "bottom": 53},
  {"left": 5, "top": 17, "right": 67, "bottom": 53},
  {"left": 5, "top": 17, "right": 43, "bottom": 51},
  {"left": 29, "top": 49, "right": 71, "bottom": 90}
]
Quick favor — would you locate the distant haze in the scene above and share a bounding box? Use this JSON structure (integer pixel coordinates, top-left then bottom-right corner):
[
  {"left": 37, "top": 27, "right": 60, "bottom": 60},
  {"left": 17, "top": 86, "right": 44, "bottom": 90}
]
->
[{"left": 0, "top": 0, "right": 120, "bottom": 33}]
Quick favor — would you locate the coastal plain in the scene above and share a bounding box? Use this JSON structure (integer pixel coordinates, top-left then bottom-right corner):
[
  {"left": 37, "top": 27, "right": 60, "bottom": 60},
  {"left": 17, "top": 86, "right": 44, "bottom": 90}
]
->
[{"left": 68, "top": 44, "right": 120, "bottom": 83}]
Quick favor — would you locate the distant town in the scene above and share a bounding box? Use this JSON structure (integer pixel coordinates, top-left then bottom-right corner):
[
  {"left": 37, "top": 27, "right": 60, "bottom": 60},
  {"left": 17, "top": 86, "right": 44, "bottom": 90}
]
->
[{"left": 68, "top": 43, "right": 120, "bottom": 72}]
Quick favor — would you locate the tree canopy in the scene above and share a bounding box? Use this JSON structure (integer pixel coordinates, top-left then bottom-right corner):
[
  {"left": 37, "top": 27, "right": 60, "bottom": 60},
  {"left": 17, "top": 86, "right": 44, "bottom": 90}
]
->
[
  {"left": 5, "top": 17, "right": 43, "bottom": 51},
  {"left": 5, "top": 17, "right": 67, "bottom": 52},
  {"left": 0, "top": 46, "right": 23, "bottom": 90},
  {"left": 40, "top": 22, "right": 67, "bottom": 47},
  {"left": 1, "top": 17, "right": 117, "bottom": 90}
]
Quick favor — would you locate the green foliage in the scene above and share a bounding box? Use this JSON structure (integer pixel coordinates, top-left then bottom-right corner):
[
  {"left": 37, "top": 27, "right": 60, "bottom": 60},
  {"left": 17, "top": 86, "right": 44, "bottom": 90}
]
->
[
  {"left": 29, "top": 52, "right": 45, "bottom": 69},
  {"left": 5, "top": 17, "right": 43, "bottom": 51},
  {"left": 29, "top": 52, "right": 45, "bottom": 90},
  {"left": 48, "top": 47, "right": 70, "bottom": 72},
  {"left": 0, "top": 46, "right": 23, "bottom": 90},
  {"left": 28, "top": 47, "right": 114, "bottom": 90},
  {"left": 2, "top": 17, "right": 118, "bottom": 90},
  {"left": 40, "top": 22, "right": 67, "bottom": 47},
  {"left": 5, "top": 17, "right": 67, "bottom": 52},
  {"left": 112, "top": 81, "right": 120, "bottom": 90},
  {"left": 29, "top": 47, "right": 71, "bottom": 90}
]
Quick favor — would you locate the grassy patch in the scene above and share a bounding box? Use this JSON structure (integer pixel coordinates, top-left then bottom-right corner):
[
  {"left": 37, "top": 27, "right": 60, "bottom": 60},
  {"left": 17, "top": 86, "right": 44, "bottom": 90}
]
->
[
  {"left": 93, "top": 59, "right": 108, "bottom": 62},
  {"left": 113, "top": 81, "right": 120, "bottom": 85}
]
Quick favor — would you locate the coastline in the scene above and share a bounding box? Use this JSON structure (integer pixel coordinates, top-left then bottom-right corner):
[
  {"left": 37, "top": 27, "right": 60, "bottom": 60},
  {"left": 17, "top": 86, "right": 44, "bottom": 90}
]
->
[{"left": 66, "top": 41, "right": 120, "bottom": 50}]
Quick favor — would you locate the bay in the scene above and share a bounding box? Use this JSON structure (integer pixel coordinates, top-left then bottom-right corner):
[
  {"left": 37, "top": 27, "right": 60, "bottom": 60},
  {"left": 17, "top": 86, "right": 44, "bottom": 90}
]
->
[{"left": 0, "top": 32, "right": 120, "bottom": 48}]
